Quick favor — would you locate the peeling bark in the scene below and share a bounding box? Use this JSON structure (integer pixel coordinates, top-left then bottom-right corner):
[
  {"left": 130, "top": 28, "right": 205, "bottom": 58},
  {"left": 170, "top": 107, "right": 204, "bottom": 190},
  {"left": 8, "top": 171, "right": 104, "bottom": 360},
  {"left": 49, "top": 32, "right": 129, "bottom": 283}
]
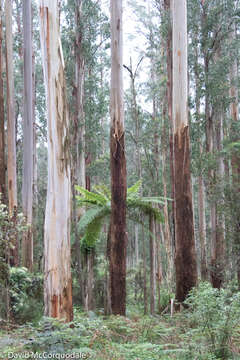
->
[{"left": 39, "top": 0, "right": 73, "bottom": 322}]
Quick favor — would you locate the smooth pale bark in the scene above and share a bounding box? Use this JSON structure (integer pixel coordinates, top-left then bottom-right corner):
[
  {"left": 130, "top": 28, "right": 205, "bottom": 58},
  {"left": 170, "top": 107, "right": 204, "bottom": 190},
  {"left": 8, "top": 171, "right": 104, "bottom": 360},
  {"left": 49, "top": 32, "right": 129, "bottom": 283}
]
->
[
  {"left": 39, "top": 0, "right": 73, "bottom": 322},
  {"left": 22, "top": 0, "right": 33, "bottom": 271},
  {"left": 5, "top": 0, "right": 17, "bottom": 215},
  {"left": 110, "top": 0, "right": 127, "bottom": 316},
  {"left": 0, "top": 0, "right": 5, "bottom": 202},
  {"left": 172, "top": 0, "right": 197, "bottom": 303}
]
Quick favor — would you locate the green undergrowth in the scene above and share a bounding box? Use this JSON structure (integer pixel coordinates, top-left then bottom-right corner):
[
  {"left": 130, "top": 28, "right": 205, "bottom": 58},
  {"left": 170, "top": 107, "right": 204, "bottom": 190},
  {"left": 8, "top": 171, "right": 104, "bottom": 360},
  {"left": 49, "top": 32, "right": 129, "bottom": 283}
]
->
[
  {"left": 1, "top": 282, "right": 240, "bottom": 360},
  {"left": 0, "top": 312, "right": 184, "bottom": 360}
]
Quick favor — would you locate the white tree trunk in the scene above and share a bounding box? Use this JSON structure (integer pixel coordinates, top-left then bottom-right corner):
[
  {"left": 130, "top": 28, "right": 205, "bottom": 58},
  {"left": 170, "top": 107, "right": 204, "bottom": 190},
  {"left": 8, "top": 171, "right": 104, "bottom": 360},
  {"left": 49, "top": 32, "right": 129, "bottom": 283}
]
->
[
  {"left": 39, "top": 0, "right": 73, "bottom": 322},
  {"left": 22, "top": 0, "right": 33, "bottom": 271}
]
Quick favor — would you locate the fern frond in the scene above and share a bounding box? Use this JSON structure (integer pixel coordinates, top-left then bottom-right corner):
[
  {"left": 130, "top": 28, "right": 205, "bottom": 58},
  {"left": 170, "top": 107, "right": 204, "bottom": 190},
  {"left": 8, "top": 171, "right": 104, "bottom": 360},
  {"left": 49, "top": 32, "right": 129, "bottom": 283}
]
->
[
  {"left": 78, "top": 206, "right": 110, "bottom": 250},
  {"left": 127, "top": 198, "right": 164, "bottom": 222},
  {"left": 127, "top": 180, "right": 142, "bottom": 198},
  {"left": 75, "top": 185, "right": 108, "bottom": 206},
  {"left": 78, "top": 206, "right": 110, "bottom": 233},
  {"left": 93, "top": 184, "right": 111, "bottom": 201}
]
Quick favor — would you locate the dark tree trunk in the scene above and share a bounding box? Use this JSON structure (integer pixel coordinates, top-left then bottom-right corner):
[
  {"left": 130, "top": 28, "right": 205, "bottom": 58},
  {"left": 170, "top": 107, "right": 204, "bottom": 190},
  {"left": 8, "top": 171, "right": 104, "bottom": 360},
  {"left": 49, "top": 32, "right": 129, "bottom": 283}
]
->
[
  {"left": 110, "top": 127, "right": 127, "bottom": 315},
  {"left": 174, "top": 126, "right": 198, "bottom": 302}
]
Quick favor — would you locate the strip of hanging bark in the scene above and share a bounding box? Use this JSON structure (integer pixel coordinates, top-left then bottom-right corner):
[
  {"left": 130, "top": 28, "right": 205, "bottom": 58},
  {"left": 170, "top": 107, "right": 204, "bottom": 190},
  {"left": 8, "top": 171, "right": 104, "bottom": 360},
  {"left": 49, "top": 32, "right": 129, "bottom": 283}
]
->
[{"left": 174, "top": 124, "right": 197, "bottom": 303}]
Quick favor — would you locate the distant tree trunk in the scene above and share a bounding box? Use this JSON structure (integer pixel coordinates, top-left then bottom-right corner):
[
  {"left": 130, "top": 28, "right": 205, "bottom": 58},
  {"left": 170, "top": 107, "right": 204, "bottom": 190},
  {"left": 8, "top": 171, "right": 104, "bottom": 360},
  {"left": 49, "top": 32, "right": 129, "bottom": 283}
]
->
[
  {"left": 109, "top": 0, "right": 127, "bottom": 316},
  {"left": 164, "top": 0, "right": 175, "bottom": 268},
  {"left": 22, "top": 0, "right": 33, "bottom": 271},
  {"left": 73, "top": 0, "right": 85, "bottom": 307},
  {"left": 212, "top": 111, "right": 225, "bottom": 288},
  {"left": 229, "top": 26, "right": 240, "bottom": 288},
  {"left": 5, "top": 0, "right": 17, "bottom": 216},
  {"left": 84, "top": 170, "right": 95, "bottom": 312},
  {"left": 149, "top": 214, "right": 156, "bottom": 314},
  {"left": 193, "top": 42, "right": 208, "bottom": 281},
  {"left": 162, "top": 133, "right": 172, "bottom": 285},
  {"left": 5, "top": 0, "right": 18, "bottom": 266},
  {"left": 198, "top": 165, "right": 208, "bottom": 280},
  {"left": 172, "top": 0, "right": 197, "bottom": 303},
  {"left": 39, "top": 0, "right": 73, "bottom": 322},
  {"left": 142, "top": 223, "right": 148, "bottom": 315},
  {"left": 104, "top": 224, "right": 112, "bottom": 315},
  {"left": 0, "top": 0, "right": 5, "bottom": 203},
  {"left": 156, "top": 222, "right": 163, "bottom": 313}
]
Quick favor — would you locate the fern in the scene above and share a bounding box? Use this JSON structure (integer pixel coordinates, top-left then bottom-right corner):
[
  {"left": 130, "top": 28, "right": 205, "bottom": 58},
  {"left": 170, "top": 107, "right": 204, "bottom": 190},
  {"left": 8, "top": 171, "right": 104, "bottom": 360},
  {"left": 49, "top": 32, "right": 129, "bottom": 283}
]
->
[
  {"left": 93, "top": 184, "right": 111, "bottom": 200},
  {"left": 127, "top": 179, "right": 142, "bottom": 198},
  {"left": 78, "top": 206, "right": 110, "bottom": 250},
  {"left": 75, "top": 185, "right": 108, "bottom": 206},
  {"left": 76, "top": 181, "right": 167, "bottom": 250},
  {"left": 127, "top": 198, "right": 164, "bottom": 222}
]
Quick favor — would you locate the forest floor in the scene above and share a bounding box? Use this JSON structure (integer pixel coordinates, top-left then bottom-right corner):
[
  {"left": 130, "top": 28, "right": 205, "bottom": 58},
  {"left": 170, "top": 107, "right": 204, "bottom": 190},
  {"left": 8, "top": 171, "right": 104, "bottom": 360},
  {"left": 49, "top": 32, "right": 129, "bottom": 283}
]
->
[{"left": 0, "top": 309, "right": 240, "bottom": 360}]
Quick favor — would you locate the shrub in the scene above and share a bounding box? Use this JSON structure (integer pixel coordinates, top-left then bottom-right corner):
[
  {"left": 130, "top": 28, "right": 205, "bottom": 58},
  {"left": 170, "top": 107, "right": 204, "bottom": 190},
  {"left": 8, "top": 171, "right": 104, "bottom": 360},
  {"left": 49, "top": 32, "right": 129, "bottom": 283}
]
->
[
  {"left": 183, "top": 282, "right": 240, "bottom": 359},
  {"left": 9, "top": 267, "right": 43, "bottom": 323}
]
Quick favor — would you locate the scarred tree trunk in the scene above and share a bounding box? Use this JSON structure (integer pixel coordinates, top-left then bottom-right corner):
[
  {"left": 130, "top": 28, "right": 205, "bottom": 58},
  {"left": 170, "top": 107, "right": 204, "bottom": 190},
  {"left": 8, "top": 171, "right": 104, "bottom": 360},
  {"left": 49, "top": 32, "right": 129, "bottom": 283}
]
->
[
  {"left": 0, "top": 0, "right": 5, "bottom": 203},
  {"left": 22, "top": 0, "right": 33, "bottom": 271},
  {"left": 39, "top": 0, "right": 73, "bottom": 322},
  {"left": 110, "top": 0, "right": 127, "bottom": 316},
  {"left": 172, "top": 0, "right": 197, "bottom": 303}
]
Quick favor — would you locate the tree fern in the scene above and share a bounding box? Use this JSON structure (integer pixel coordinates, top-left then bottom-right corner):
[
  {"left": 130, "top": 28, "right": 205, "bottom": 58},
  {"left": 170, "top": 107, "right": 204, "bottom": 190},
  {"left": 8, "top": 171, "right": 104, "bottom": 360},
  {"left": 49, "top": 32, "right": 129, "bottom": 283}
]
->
[{"left": 76, "top": 181, "right": 169, "bottom": 249}]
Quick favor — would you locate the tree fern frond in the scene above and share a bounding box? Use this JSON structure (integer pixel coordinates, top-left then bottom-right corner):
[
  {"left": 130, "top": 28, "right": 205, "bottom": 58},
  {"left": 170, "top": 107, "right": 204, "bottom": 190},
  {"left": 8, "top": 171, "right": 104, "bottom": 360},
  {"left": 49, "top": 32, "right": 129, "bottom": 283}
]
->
[
  {"left": 78, "top": 206, "right": 109, "bottom": 233},
  {"left": 75, "top": 185, "right": 108, "bottom": 206},
  {"left": 93, "top": 184, "right": 111, "bottom": 201},
  {"left": 78, "top": 206, "right": 110, "bottom": 250},
  {"left": 127, "top": 198, "right": 164, "bottom": 222},
  {"left": 127, "top": 180, "right": 142, "bottom": 198},
  {"left": 81, "top": 217, "right": 103, "bottom": 250}
]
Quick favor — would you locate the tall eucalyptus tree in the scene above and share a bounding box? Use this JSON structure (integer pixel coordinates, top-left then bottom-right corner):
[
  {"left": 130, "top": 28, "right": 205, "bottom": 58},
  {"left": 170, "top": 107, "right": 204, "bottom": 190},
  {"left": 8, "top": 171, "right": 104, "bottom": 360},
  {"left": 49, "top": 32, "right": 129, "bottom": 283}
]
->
[
  {"left": 39, "top": 0, "right": 73, "bottom": 321},
  {"left": 172, "top": 0, "right": 197, "bottom": 303},
  {"left": 110, "top": 0, "right": 127, "bottom": 315}
]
